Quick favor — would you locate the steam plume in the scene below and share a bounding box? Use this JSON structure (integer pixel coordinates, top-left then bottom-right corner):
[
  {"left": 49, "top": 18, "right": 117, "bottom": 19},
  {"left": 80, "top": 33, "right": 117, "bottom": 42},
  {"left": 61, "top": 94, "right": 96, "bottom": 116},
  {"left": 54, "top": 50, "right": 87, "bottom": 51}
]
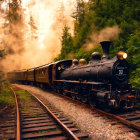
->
[{"left": 84, "top": 25, "right": 121, "bottom": 51}]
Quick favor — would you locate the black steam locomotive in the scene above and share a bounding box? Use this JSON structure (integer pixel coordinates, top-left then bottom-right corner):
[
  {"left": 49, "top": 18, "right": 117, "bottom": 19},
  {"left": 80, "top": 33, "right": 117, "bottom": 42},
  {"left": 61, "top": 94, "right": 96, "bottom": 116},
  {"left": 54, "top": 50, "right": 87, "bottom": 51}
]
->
[{"left": 8, "top": 41, "right": 136, "bottom": 110}]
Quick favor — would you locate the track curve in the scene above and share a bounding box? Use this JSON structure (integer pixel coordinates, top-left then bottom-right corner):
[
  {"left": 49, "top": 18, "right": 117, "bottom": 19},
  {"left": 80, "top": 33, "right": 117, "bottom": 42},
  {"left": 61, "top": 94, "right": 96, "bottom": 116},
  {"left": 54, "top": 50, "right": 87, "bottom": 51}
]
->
[{"left": 11, "top": 86, "right": 89, "bottom": 139}]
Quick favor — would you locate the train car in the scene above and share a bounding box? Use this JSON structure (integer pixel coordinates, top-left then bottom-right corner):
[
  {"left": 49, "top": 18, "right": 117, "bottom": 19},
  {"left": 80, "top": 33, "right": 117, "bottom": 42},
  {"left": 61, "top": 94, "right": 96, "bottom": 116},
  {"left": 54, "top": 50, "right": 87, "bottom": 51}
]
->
[
  {"left": 7, "top": 70, "right": 27, "bottom": 83},
  {"left": 16, "top": 70, "right": 27, "bottom": 82},
  {"left": 7, "top": 71, "right": 16, "bottom": 82},
  {"left": 52, "top": 60, "right": 72, "bottom": 81},
  {"left": 52, "top": 60, "right": 72, "bottom": 92},
  {"left": 26, "top": 68, "right": 35, "bottom": 83},
  {"left": 35, "top": 64, "right": 53, "bottom": 87}
]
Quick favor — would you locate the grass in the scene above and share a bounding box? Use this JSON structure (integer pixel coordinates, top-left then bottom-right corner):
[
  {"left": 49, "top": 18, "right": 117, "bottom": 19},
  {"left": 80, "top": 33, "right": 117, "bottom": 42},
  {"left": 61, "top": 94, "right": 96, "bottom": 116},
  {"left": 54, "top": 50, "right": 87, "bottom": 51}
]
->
[
  {"left": 0, "top": 80, "right": 15, "bottom": 109},
  {"left": 32, "top": 113, "right": 41, "bottom": 118},
  {"left": 34, "top": 128, "right": 59, "bottom": 134},
  {"left": 16, "top": 89, "right": 32, "bottom": 111}
]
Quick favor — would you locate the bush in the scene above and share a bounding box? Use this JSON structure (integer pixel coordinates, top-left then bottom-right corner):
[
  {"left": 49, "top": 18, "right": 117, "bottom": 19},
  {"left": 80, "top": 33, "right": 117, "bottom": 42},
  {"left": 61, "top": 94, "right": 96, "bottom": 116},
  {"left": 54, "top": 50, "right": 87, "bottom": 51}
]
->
[
  {"left": 0, "top": 80, "right": 15, "bottom": 108},
  {"left": 126, "top": 33, "right": 140, "bottom": 88}
]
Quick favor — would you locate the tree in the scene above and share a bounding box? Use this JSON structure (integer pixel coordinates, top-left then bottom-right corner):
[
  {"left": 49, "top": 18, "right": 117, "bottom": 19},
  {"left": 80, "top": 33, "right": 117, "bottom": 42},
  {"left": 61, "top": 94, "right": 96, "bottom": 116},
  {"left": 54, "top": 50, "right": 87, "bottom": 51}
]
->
[
  {"left": 72, "top": 0, "right": 86, "bottom": 33},
  {"left": 127, "top": 33, "right": 140, "bottom": 88},
  {"left": 29, "top": 16, "right": 38, "bottom": 39},
  {"left": 2, "top": 0, "right": 25, "bottom": 54},
  {"left": 55, "top": 26, "right": 73, "bottom": 61}
]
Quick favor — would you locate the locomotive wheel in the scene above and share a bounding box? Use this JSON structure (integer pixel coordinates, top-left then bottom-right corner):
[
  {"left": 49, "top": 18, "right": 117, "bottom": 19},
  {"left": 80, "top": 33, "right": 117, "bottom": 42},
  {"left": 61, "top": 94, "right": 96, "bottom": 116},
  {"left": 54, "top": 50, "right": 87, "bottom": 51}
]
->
[
  {"left": 58, "top": 88, "right": 63, "bottom": 94},
  {"left": 81, "top": 95, "right": 88, "bottom": 103},
  {"left": 63, "top": 91, "right": 67, "bottom": 96},
  {"left": 54, "top": 87, "right": 57, "bottom": 93},
  {"left": 71, "top": 93, "right": 76, "bottom": 100},
  {"left": 40, "top": 84, "right": 43, "bottom": 88},
  {"left": 88, "top": 95, "right": 96, "bottom": 107},
  {"left": 56, "top": 89, "right": 59, "bottom": 93},
  {"left": 76, "top": 94, "right": 81, "bottom": 101}
]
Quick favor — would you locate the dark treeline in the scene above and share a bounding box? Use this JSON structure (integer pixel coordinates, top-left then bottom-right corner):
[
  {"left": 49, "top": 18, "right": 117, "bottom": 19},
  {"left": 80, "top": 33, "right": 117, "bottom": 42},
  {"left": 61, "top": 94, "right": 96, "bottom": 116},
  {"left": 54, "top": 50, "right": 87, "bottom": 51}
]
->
[{"left": 55, "top": 0, "right": 140, "bottom": 88}]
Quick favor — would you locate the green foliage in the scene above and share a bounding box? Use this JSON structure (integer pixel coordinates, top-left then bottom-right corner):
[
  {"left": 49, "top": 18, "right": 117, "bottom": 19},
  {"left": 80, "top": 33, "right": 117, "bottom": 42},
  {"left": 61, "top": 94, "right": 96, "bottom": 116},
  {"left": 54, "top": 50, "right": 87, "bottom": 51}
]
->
[
  {"left": 55, "top": 0, "right": 140, "bottom": 88},
  {"left": 16, "top": 90, "right": 32, "bottom": 111},
  {"left": 75, "top": 48, "right": 90, "bottom": 61},
  {"left": 55, "top": 26, "right": 73, "bottom": 61},
  {"left": 0, "top": 80, "right": 15, "bottom": 108},
  {"left": 75, "top": 45, "right": 102, "bottom": 61},
  {"left": 127, "top": 33, "right": 140, "bottom": 88},
  {"left": 72, "top": 0, "right": 87, "bottom": 32}
]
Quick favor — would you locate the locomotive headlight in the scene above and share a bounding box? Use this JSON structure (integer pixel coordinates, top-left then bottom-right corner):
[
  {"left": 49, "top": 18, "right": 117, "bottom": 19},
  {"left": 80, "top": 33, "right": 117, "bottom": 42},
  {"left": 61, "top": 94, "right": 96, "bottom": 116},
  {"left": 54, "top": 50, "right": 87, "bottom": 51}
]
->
[
  {"left": 117, "top": 51, "right": 127, "bottom": 60},
  {"left": 123, "top": 53, "right": 127, "bottom": 59}
]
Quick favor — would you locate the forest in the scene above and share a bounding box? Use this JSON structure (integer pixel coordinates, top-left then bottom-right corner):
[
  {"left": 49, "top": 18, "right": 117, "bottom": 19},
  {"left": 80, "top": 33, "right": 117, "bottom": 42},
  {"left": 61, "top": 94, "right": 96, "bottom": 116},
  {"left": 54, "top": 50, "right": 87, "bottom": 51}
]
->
[
  {"left": 55, "top": 0, "right": 140, "bottom": 89},
  {"left": 0, "top": 0, "right": 140, "bottom": 89}
]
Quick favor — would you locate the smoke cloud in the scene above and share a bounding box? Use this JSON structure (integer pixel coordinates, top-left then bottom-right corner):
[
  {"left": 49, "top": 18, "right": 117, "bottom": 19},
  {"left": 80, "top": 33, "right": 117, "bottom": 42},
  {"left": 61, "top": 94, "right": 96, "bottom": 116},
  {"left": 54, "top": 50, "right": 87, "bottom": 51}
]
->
[
  {"left": 84, "top": 25, "right": 121, "bottom": 51},
  {"left": 0, "top": 0, "right": 75, "bottom": 72}
]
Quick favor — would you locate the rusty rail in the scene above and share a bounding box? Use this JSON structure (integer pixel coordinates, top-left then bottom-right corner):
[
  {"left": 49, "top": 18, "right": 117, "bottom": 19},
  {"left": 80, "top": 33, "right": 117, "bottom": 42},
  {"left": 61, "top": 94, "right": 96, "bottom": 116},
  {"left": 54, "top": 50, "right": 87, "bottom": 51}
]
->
[
  {"left": 54, "top": 91, "right": 140, "bottom": 132},
  {"left": 29, "top": 91, "right": 79, "bottom": 140},
  {"left": 11, "top": 87, "right": 21, "bottom": 140},
  {"left": 92, "top": 107, "right": 140, "bottom": 132}
]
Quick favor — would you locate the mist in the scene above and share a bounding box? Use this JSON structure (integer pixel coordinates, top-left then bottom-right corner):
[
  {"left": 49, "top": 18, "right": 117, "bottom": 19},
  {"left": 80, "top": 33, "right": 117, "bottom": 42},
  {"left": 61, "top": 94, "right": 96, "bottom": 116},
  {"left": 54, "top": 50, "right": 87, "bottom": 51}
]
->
[
  {"left": 84, "top": 26, "right": 121, "bottom": 51},
  {"left": 0, "top": 0, "right": 75, "bottom": 72}
]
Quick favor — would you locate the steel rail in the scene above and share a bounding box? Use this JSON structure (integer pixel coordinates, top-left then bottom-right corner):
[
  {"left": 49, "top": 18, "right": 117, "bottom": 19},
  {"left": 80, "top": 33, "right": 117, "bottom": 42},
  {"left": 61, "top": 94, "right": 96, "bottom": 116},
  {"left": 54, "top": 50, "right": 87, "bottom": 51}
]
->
[
  {"left": 28, "top": 91, "right": 79, "bottom": 140},
  {"left": 53, "top": 91, "right": 140, "bottom": 132},
  {"left": 11, "top": 87, "right": 21, "bottom": 140},
  {"left": 92, "top": 107, "right": 140, "bottom": 132}
]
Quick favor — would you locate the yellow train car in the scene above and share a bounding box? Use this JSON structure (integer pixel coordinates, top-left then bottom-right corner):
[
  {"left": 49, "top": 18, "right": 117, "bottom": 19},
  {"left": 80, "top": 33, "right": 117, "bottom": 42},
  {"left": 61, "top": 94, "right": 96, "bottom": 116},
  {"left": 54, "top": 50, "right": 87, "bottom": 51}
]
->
[
  {"left": 7, "top": 71, "right": 16, "bottom": 82},
  {"left": 35, "top": 64, "right": 52, "bottom": 85},
  {"left": 7, "top": 70, "right": 27, "bottom": 82},
  {"left": 27, "top": 68, "right": 35, "bottom": 82},
  {"left": 16, "top": 71, "right": 26, "bottom": 81}
]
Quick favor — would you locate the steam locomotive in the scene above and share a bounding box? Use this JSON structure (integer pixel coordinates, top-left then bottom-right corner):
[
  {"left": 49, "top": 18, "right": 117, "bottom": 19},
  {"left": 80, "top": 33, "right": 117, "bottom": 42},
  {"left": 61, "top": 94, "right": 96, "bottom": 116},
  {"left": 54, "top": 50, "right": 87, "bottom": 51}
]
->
[{"left": 7, "top": 41, "right": 137, "bottom": 110}]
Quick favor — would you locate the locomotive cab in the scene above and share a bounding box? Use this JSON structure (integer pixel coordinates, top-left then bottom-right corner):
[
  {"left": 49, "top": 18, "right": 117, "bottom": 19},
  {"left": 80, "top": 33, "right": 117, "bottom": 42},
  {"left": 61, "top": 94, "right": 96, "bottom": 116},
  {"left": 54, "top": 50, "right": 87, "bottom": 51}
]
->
[{"left": 52, "top": 60, "right": 72, "bottom": 81}]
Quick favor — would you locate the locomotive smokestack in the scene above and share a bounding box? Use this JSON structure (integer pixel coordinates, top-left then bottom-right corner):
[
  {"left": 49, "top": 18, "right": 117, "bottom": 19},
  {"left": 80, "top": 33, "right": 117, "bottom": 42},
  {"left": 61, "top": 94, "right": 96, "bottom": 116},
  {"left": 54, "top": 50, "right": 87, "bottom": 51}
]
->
[{"left": 100, "top": 41, "right": 111, "bottom": 59}]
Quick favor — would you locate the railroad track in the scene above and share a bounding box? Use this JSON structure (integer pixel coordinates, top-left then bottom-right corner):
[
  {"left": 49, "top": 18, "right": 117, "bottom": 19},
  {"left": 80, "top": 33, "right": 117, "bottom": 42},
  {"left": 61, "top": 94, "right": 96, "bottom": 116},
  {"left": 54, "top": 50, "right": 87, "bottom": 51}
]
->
[
  {"left": 8, "top": 84, "right": 140, "bottom": 139},
  {"left": 116, "top": 108, "right": 140, "bottom": 129},
  {"left": 0, "top": 86, "right": 89, "bottom": 139},
  {"left": 52, "top": 91, "right": 140, "bottom": 137},
  {"left": 0, "top": 105, "right": 16, "bottom": 139}
]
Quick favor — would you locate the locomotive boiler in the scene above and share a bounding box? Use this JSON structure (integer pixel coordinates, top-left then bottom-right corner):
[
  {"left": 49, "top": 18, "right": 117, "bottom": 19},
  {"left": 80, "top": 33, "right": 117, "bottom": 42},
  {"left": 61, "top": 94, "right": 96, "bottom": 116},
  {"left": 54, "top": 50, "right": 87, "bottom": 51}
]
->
[{"left": 60, "top": 41, "right": 129, "bottom": 86}]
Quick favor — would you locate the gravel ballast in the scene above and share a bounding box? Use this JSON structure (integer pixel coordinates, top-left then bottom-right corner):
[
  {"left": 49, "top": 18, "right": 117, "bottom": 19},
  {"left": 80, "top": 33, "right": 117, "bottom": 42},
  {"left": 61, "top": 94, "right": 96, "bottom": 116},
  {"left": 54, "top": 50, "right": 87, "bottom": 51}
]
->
[{"left": 15, "top": 84, "right": 139, "bottom": 140}]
